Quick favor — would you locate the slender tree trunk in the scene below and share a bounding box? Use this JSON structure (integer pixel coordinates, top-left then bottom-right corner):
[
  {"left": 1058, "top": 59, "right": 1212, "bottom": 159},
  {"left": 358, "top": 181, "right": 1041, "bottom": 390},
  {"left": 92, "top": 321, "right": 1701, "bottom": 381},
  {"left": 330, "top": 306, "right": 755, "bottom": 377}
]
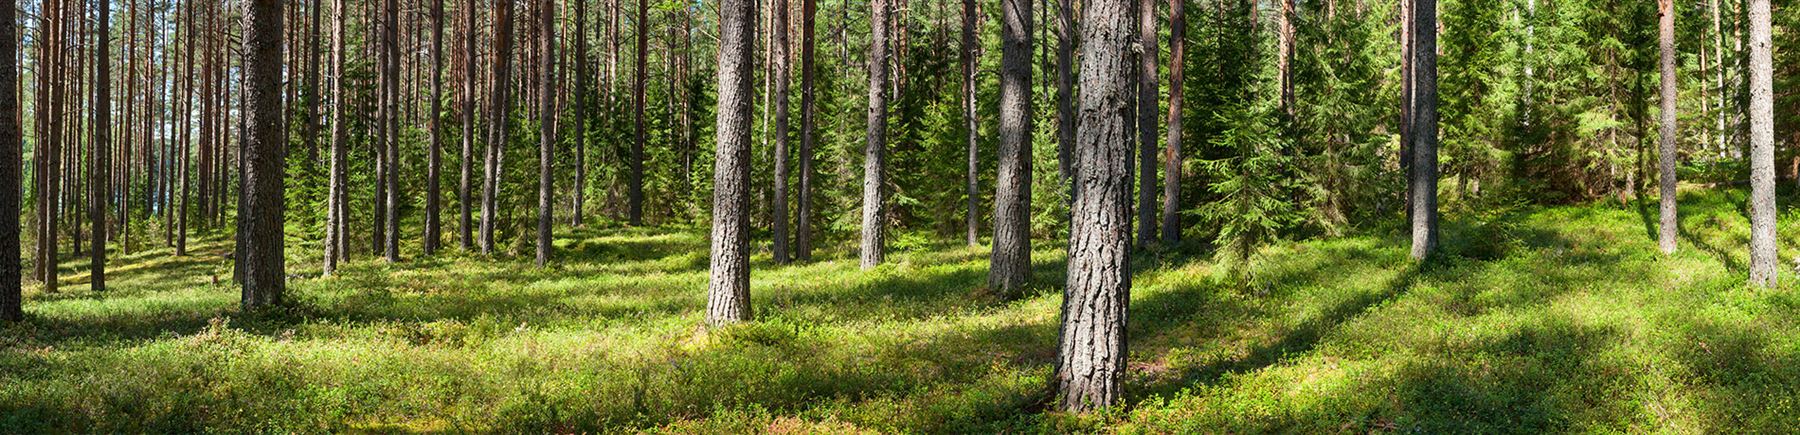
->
[
  {"left": 307, "top": 0, "right": 322, "bottom": 166},
  {"left": 0, "top": 0, "right": 20, "bottom": 321},
  {"left": 325, "top": 0, "right": 348, "bottom": 276},
  {"left": 1407, "top": 0, "right": 1439, "bottom": 260},
  {"left": 629, "top": 0, "right": 646, "bottom": 225},
  {"left": 1161, "top": 0, "right": 1184, "bottom": 245},
  {"left": 382, "top": 0, "right": 401, "bottom": 262},
  {"left": 177, "top": 0, "right": 192, "bottom": 256},
  {"left": 1057, "top": 0, "right": 1133, "bottom": 412},
  {"left": 1278, "top": 0, "right": 1294, "bottom": 115},
  {"left": 1747, "top": 0, "right": 1776, "bottom": 286},
  {"left": 1056, "top": 0, "right": 1075, "bottom": 201},
  {"left": 795, "top": 0, "right": 816, "bottom": 261},
  {"left": 861, "top": 0, "right": 891, "bottom": 270},
  {"left": 1135, "top": 0, "right": 1157, "bottom": 246},
  {"left": 90, "top": 0, "right": 110, "bottom": 293},
  {"left": 1657, "top": 0, "right": 1678, "bottom": 255},
  {"left": 481, "top": 0, "right": 515, "bottom": 255},
  {"left": 535, "top": 0, "right": 556, "bottom": 267},
  {"left": 424, "top": 0, "right": 446, "bottom": 255},
  {"left": 990, "top": 0, "right": 1034, "bottom": 296},
  {"left": 962, "top": 0, "right": 979, "bottom": 247},
  {"left": 242, "top": 0, "right": 286, "bottom": 310},
  {"left": 771, "top": 0, "right": 792, "bottom": 263},
  {"left": 708, "top": 0, "right": 756, "bottom": 326},
  {"left": 573, "top": 0, "right": 589, "bottom": 227},
  {"left": 460, "top": 0, "right": 477, "bottom": 250}
]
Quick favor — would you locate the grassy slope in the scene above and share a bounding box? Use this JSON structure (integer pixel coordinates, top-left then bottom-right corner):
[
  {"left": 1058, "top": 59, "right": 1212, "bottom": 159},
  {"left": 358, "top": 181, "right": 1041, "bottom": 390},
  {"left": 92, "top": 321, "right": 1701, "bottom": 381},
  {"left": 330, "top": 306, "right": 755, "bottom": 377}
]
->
[{"left": 3, "top": 187, "right": 1800, "bottom": 433}]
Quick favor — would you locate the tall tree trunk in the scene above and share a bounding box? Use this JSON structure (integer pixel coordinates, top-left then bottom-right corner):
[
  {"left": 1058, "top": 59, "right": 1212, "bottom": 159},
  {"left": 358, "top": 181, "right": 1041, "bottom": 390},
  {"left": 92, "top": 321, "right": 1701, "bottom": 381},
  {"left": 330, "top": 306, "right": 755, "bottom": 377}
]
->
[
  {"left": 1277, "top": 0, "right": 1294, "bottom": 115},
  {"left": 177, "top": 0, "right": 192, "bottom": 256},
  {"left": 1135, "top": 0, "right": 1157, "bottom": 246},
  {"left": 0, "top": 0, "right": 20, "bottom": 321},
  {"left": 1161, "top": 0, "right": 1184, "bottom": 245},
  {"left": 772, "top": 0, "right": 792, "bottom": 263},
  {"left": 325, "top": 0, "right": 348, "bottom": 276},
  {"left": 307, "top": 0, "right": 323, "bottom": 166},
  {"left": 1657, "top": 0, "right": 1678, "bottom": 255},
  {"left": 573, "top": 0, "right": 588, "bottom": 227},
  {"left": 481, "top": 0, "right": 515, "bottom": 255},
  {"left": 90, "top": 0, "right": 110, "bottom": 293},
  {"left": 242, "top": 0, "right": 287, "bottom": 310},
  {"left": 1747, "top": 0, "right": 1776, "bottom": 286},
  {"left": 962, "top": 0, "right": 979, "bottom": 247},
  {"left": 990, "top": 0, "right": 1033, "bottom": 296},
  {"left": 861, "top": 0, "right": 891, "bottom": 270},
  {"left": 383, "top": 0, "right": 401, "bottom": 262},
  {"left": 1407, "top": 0, "right": 1439, "bottom": 260},
  {"left": 425, "top": 0, "right": 446, "bottom": 255},
  {"left": 708, "top": 0, "right": 756, "bottom": 326},
  {"left": 629, "top": 0, "right": 646, "bottom": 225},
  {"left": 1056, "top": 0, "right": 1075, "bottom": 201},
  {"left": 460, "top": 0, "right": 477, "bottom": 250},
  {"left": 796, "top": 0, "right": 816, "bottom": 261},
  {"left": 1057, "top": 0, "right": 1133, "bottom": 413},
  {"left": 535, "top": 0, "right": 556, "bottom": 267}
]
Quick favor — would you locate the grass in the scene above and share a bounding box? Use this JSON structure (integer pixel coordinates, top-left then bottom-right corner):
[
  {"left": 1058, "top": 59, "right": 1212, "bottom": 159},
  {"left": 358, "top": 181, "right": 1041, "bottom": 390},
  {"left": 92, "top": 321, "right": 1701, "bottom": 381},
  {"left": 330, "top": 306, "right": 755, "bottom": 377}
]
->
[{"left": 4, "top": 186, "right": 1800, "bottom": 433}]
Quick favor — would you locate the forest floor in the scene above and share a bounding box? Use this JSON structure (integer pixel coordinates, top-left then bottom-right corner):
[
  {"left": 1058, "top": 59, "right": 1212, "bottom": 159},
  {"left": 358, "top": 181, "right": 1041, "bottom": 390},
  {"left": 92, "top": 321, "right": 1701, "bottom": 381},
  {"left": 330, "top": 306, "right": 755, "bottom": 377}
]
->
[{"left": 4, "top": 187, "right": 1800, "bottom": 433}]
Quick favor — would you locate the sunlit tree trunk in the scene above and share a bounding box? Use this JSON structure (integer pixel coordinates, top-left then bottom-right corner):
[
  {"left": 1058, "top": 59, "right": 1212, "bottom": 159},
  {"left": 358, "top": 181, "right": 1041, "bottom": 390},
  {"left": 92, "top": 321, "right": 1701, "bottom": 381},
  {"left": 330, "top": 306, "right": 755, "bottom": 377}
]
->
[
  {"left": 460, "top": 0, "right": 477, "bottom": 251},
  {"left": 90, "top": 0, "right": 111, "bottom": 293},
  {"left": 773, "top": 0, "right": 792, "bottom": 263},
  {"left": 1135, "top": 0, "right": 1157, "bottom": 246},
  {"left": 708, "top": 0, "right": 756, "bottom": 326},
  {"left": 242, "top": 0, "right": 287, "bottom": 310},
  {"left": 795, "top": 0, "right": 816, "bottom": 261},
  {"left": 963, "top": 0, "right": 979, "bottom": 247},
  {"left": 382, "top": 0, "right": 401, "bottom": 262},
  {"left": 990, "top": 0, "right": 1033, "bottom": 296},
  {"left": 629, "top": 0, "right": 646, "bottom": 225},
  {"left": 535, "top": 0, "right": 556, "bottom": 267},
  {"left": 424, "top": 0, "right": 446, "bottom": 255},
  {"left": 1161, "top": 0, "right": 1184, "bottom": 245},
  {"left": 861, "top": 0, "right": 891, "bottom": 270},
  {"left": 1657, "top": 0, "right": 1678, "bottom": 255},
  {"left": 1747, "top": 0, "right": 1776, "bottom": 287},
  {"left": 1407, "top": 0, "right": 1439, "bottom": 260},
  {"left": 572, "top": 0, "right": 589, "bottom": 227},
  {"left": 325, "top": 0, "right": 349, "bottom": 276}
]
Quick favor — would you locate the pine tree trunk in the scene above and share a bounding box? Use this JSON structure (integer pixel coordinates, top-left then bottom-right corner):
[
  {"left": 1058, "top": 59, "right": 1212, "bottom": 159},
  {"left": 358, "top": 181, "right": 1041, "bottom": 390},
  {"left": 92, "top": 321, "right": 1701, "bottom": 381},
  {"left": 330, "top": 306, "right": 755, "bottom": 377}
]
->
[
  {"left": 1161, "top": 0, "right": 1184, "bottom": 245},
  {"left": 1057, "top": 0, "right": 1133, "bottom": 413},
  {"left": 241, "top": 0, "right": 287, "bottom": 310},
  {"left": 1657, "top": 0, "right": 1678, "bottom": 255},
  {"left": 535, "top": 0, "right": 556, "bottom": 267},
  {"left": 383, "top": 0, "right": 401, "bottom": 262},
  {"left": 861, "top": 0, "right": 891, "bottom": 270},
  {"left": 481, "top": 0, "right": 514, "bottom": 255},
  {"left": 573, "top": 0, "right": 588, "bottom": 227},
  {"left": 425, "top": 0, "right": 446, "bottom": 255},
  {"left": 1056, "top": 0, "right": 1075, "bottom": 202},
  {"left": 963, "top": 0, "right": 979, "bottom": 247},
  {"left": 90, "top": 0, "right": 110, "bottom": 293},
  {"left": 1747, "top": 0, "right": 1776, "bottom": 287},
  {"left": 460, "top": 0, "right": 477, "bottom": 251},
  {"left": 629, "top": 0, "right": 646, "bottom": 225},
  {"left": 177, "top": 0, "right": 192, "bottom": 256},
  {"left": 1135, "top": 0, "right": 1158, "bottom": 246},
  {"left": 1407, "top": 0, "right": 1439, "bottom": 261},
  {"left": 707, "top": 0, "right": 756, "bottom": 326},
  {"left": 990, "top": 0, "right": 1034, "bottom": 297},
  {"left": 796, "top": 0, "right": 816, "bottom": 261},
  {"left": 325, "top": 0, "right": 348, "bottom": 276},
  {"left": 0, "top": 0, "right": 20, "bottom": 322}
]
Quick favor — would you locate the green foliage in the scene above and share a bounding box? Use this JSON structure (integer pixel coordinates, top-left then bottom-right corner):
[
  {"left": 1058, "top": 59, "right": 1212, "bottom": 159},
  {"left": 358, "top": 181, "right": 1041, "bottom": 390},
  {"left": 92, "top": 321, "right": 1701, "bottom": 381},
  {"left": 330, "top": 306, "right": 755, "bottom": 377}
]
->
[{"left": 1195, "top": 98, "right": 1301, "bottom": 272}]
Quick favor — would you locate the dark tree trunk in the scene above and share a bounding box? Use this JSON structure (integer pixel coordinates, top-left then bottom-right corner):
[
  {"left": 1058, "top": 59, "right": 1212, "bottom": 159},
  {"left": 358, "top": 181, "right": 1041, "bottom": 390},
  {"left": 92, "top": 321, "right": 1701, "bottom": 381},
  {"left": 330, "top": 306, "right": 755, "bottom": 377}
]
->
[
  {"left": 0, "top": 0, "right": 19, "bottom": 322},
  {"left": 1056, "top": 0, "right": 1132, "bottom": 413},
  {"left": 1135, "top": 0, "right": 1157, "bottom": 246},
  {"left": 1161, "top": 0, "right": 1184, "bottom": 245},
  {"left": 425, "top": 0, "right": 446, "bottom": 255},
  {"left": 1407, "top": 0, "right": 1439, "bottom": 260},
  {"left": 772, "top": 0, "right": 792, "bottom": 263},
  {"left": 90, "top": 0, "right": 111, "bottom": 293},
  {"left": 382, "top": 0, "right": 401, "bottom": 262},
  {"left": 796, "top": 0, "right": 816, "bottom": 261},
  {"left": 707, "top": 0, "right": 755, "bottom": 326},
  {"left": 242, "top": 0, "right": 287, "bottom": 310},
  {"left": 325, "top": 0, "right": 348, "bottom": 276},
  {"left": 1056, "top": 0, "right": 1075, "bottom": 201},
  {"left": 307, "top": 0, "right": 323, "bottom": 165},
  {"left": 573, "top": 0, "right": 588, "bottom": 227},
  {"left": 629, "top": 0, "right": 646, "bottom": 225},
  {"left": 460, "top": 0, "right": 476, "bottom": 251},
  {"left": 861, "top": 0, "right": 891, "bottom": 270},
  {"left": 481, "top": 0, "right": 514, "bottom": 255},
  {"left": 177, "top": 0, "right": 191, "bottom": 256},
  {"left": 990, "top": 0, "right": 1033, "bottom": 296},
  {"left": 535, "top": 0, "right": 555, "bottom": 267},
  {"left": 1657, "top": 0, "right": 1677, "bottom": 255},
  {"left": 1748, "top": 0, "right": 1776, "bottom": 286},
  {"left": 963, "top": 0, "right": 979, "bottom": 247}
]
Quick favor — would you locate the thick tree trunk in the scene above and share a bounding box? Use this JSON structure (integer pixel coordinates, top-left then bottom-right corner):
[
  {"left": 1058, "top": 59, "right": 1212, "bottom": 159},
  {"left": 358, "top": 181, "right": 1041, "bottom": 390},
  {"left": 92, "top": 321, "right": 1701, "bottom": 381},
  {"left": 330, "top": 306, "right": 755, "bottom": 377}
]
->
[
  {"left": 325, "top": 0, "right": 348, "bottom": 276},
  {"left": 796, "top": 0, "right": 817, "bottom": 261},
  {"left": 1747, "top": 0, "right": 1776, "bottom": 287},
  {"left": 242, "top": 0, "right": 286, "bottom": 310},
  {"left": 963, "top": 0, "right": 979, "bottom": 247},
  {"left": 460, "top": 0, "right": 477, "bottom": 251},
  {"left": 862, "top": 0, "right": 891, "bottom": 270},
  {"left": 1407, "top": 0, "right": 1439, "bottom": 260},
  {"left": 536, "top": 0, "right": 556, "bottom": 267},
  {"left": 629, "top": 0, "right": 646, "bottom": 225},
  {"left": 425, "top": 0, "right": 446, "bottom": 255},
  {"left": 1657, "top": 0, "right": 1678, "bottom": 255},
  {"left": 708, "top": 0, "right": 755, "bottom": 326},
  {"left": 1057, "top": 0, "right": 1133, "bottom": 413},
  {"left": 990, "top": 0, "right": 1034, "bottom": 296},
  {"left": 90, "top": 0, "right": 110, "bottom": 293},
  {"left": 773, "top": 0, "right": 792, "bottom": 263},
  {"left": 1161, "top": 0, "right": 1184, "bottom": 245},
  {"left": 0, "top": 0, "right": 19, "bottom": 321},
  {"left": 1135, "top": 0, "right": 1157, "bottom": 246},
  {"left": 481, "top": 0, "right": 515, "bottom": 255}
]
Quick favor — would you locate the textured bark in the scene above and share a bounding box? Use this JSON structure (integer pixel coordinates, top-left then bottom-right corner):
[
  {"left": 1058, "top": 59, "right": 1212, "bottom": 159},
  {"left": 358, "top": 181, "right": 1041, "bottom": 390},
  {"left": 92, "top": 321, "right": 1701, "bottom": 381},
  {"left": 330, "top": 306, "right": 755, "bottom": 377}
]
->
[
  {"left": 1277, "top": 0, "right": 1294, "bottom": 115},
  {"left": 796, "top": 0, "right": 817, "bottom": 261},
  {"left": 176, "top": 0, "right": 191, "bottom": 256},
  {"left": 991, "top": 0, "right": 1034, "bottom": 296},
  {"left": 1057, "top": 0, "right": 1132, "bottom": 413},
  {"left": 306, "top": 0, "right": 323, "bottom": 165},
  {"left": 425, "top": 0, "right": 446, "bottom": 255},
  {"left": 481, "top": 0, "right": 514, "bottom": 255},
  {"left": 1657, "top": 0, "right": 1677, "bottom": 255},
  {"left": 1747, "top": 0, "right": 1776, "bottom": 287},
  {"left": 1407, "top": 0, "right": 1439, "bottom": 261},
  {"left": 0, "top": 0, "right": 19, "bottom": 321},
  {"left": 383, "top": 0, "right": 401, "bottom": 262},
  {"left": 1056, "top": 0, "right": 1075, "bottom": 194},
  {"left": 963, "top": 0, "right": 979, "bottom": 247},
  {"left": 460, "top": 0, "right": 476, "bottom": 251},
  {"left": 536, "top": 0, "right": 556, "bottom": 267},
  {"left": 772, "top": 0, "right": 792, "bottom": 263},
  {"left": 629, "top": 0, "right": 646, "bottom": 225},
  {"left": 242, "top": 0, "right": 287, "bottom": 310},
  {"left": 90, "top": 0, "right": 110, "bottom": 293},
  {"left": 1135, "top": 0, "right": 1157, "bottom": 246},
  {"left": 1161, "top": 0, "right": 1183, "bottom": 245},
  {"left": 573, "top": 0, "right": 588, "bottom": 227},
  {"left": 324, "top": 0, "right": 348, "bottom": 276},
  {"left": 707, "top": 0, "right": 755, "bottom": 326},
  {"left": 861, "top": 0, "right": 891, "bottom": 270}
]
